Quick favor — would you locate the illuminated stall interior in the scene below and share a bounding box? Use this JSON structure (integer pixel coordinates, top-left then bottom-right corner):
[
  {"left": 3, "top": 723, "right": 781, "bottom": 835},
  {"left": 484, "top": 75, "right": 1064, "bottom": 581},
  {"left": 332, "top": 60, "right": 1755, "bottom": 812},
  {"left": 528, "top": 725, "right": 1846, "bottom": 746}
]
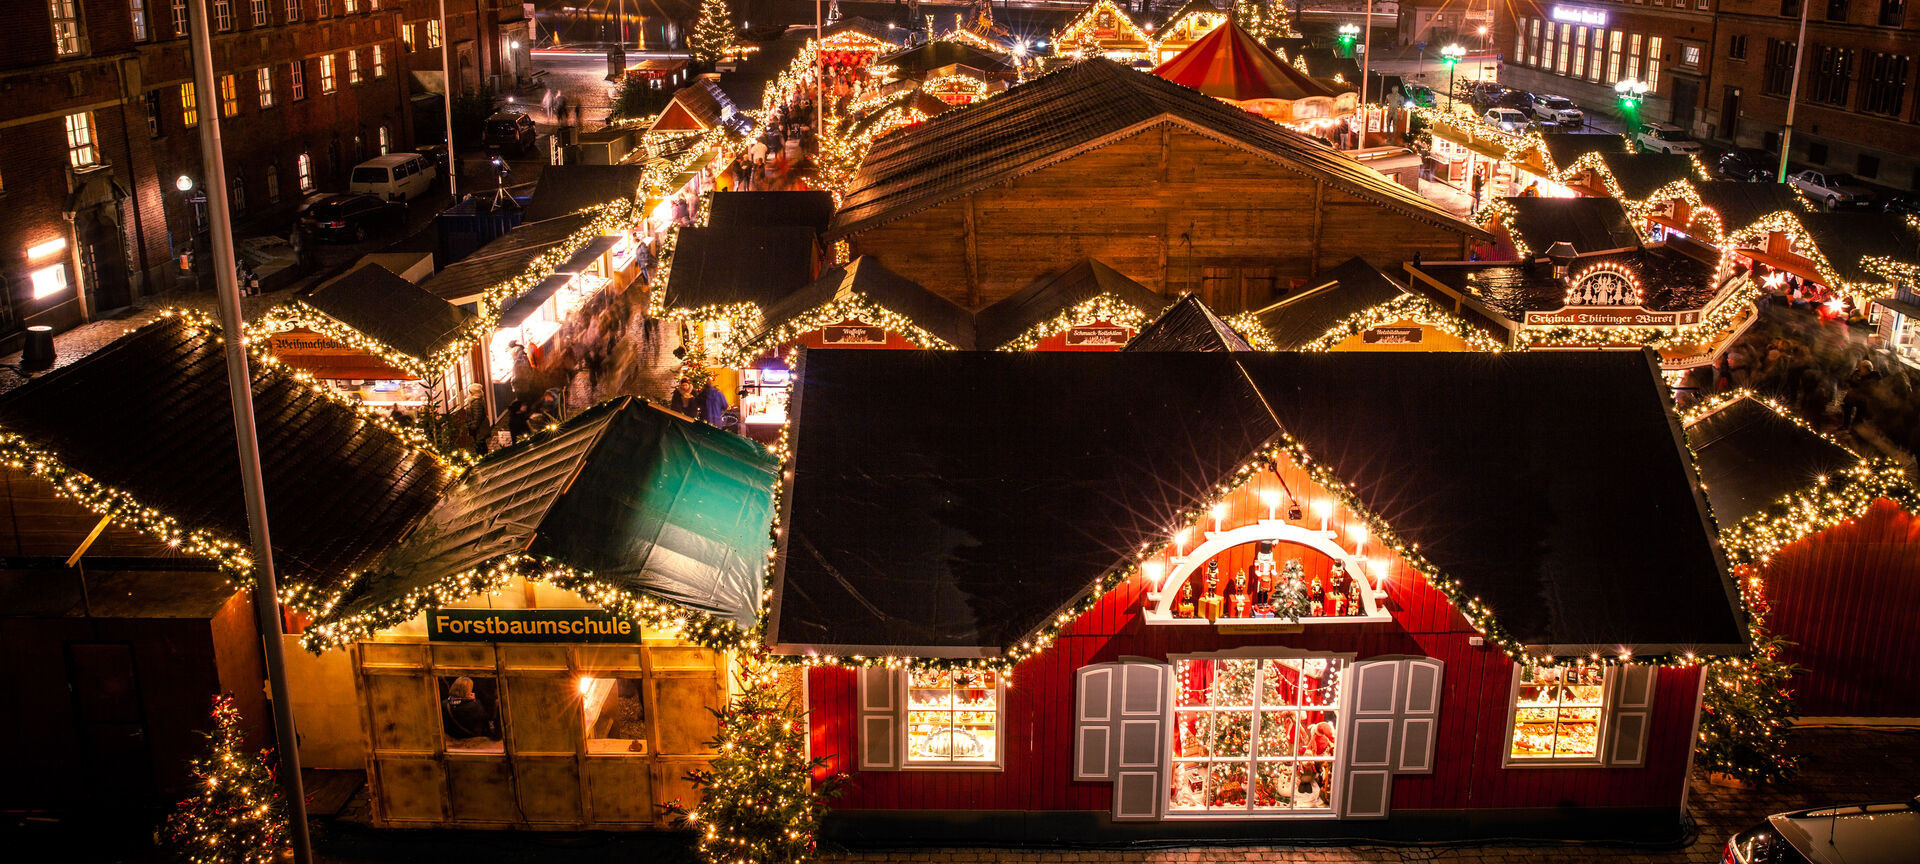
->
[
  {"left": 258, "top": 262, "right": 481, "bottom": 414},
  {"left": 659, "top": 223, "right": 822, "bottom": 396},
  {"left": 308, "top": 398, "right": 779, "bottom": 829},
  {"left": 487, "top": 235, "right": 626, "bottom": 400}
]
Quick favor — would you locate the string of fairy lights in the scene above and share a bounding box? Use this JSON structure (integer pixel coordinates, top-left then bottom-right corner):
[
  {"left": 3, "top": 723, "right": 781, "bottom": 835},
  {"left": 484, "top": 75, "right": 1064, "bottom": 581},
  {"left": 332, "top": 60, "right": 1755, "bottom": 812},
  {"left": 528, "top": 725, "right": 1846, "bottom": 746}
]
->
[
  {"left": 992, "top": 294, "right": 1158, "bottom": 351},
  {"left": 716, "top": 293, "right": 961, "bottom": 368},
  {"left": 246, "top": 299, "right": 475, "bottom": 384},
  {"left": 1295, "top": 292, "right": 1507, "bottom": 353}
]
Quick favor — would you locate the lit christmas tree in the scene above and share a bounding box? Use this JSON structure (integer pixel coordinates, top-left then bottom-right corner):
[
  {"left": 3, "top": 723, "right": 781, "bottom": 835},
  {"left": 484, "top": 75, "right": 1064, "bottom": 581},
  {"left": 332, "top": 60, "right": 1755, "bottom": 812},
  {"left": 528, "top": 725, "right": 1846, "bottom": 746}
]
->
[
  {"left": 668, "top": 651, "right": 848, "bottom": 864},
  {"left": 1270, "top": 560, "right": 1312, "bottom": 622},
  {"left": 1233, "top": 0, "right": 1296, "bottom": 42},
  {"left": 1697, "top": 581, "right": 1800, "bottom": 784},
  {"left": 689, "top": 0, "right": 735, "bottom": 66},
  {"left": 162, "top": 695, "right": 288, "bottom": 864}
]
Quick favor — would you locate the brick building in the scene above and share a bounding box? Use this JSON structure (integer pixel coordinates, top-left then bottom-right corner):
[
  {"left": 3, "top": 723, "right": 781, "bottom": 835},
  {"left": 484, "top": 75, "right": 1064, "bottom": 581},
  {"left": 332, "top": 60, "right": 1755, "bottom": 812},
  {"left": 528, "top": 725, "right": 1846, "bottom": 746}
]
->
[
  {"left": 0, "top": 0, "right": 531, "bottom": 347},
  {"left": 1497, "top": 0, "right": 1719, "bottom": 131},
  {"left": 1708, "top": 0, "right": 1920, "bottom": 190}
]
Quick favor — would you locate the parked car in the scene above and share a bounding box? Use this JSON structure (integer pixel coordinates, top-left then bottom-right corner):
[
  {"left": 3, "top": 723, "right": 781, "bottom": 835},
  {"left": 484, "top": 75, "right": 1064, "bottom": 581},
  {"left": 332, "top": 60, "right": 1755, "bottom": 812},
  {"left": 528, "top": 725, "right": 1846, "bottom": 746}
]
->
[
  {"left": 1635, "top": 121, "right": 1703, "bottom": 154},
  {"left": 347, "top": 153, "right": 438, "bottom": 202},
  {"left": 1884, "top": 194, "right": 1920, "bottom": 215},
  {"left": 483, "top": 111, "right": 538, "bottom": 155},
  {"left": 1718, "top": 148, "right": 1776, "bottom": 181},
  {"left": 1529, "top": 94, "right": 1584, "bottom": 125},
  {"left": 299, "top": 193, "right": 402, "bottom": 242},
  {"left": 1399, "top": 84, "right": 1435, "bottom": 108},
  {"left": 1789, "top": 169, "right": 1877, "bottom": 209},
  {"left": 1483, "top": 107, "right": 1529, "bottom": 132},
  {"left": 1725, "top": 798, "right": 1920, "bottom": 863}
]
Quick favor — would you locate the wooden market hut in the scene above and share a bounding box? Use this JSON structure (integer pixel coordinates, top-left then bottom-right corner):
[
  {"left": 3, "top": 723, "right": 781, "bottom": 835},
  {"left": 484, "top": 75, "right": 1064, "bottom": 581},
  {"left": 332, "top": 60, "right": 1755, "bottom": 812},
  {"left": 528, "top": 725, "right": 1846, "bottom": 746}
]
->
[
  {"left": 1249, "top": 256, "right": 1491, "bottom": 351},
  {"left": 0, "top": 316, "right": 453, "bottom": 813},
  {"left": 831, "top": 59, "right": 1486, "bottom": 316},
  {"left": 975, "top": 258, "right": 1172, "bottom": 350},
  {"left": 1481, "top": 197, "right": 1645, "bottom": 259},
  {"left": 1646, "top": 181, "right": 1806, "bottom": 250},
  {"left": 1559, "top": 152, "right": 1702, "bottom": 203},
  {"left": 1150, "top": 21, "right": 1354, "bottom": 125},
  {"left": 1149, "top": 0, "right": 1230, "bottom": 64},
  {"left": 647, "top": 79, "right": 754, "bottom": 137},
  {"left": 307, "top": 397, "right": 780, "bottom": 829},
  {"left": 877, "top": 39, "right": 1015, "bottom": 81},
  {"left": 521, "top": 165, "right": 646, "bottom": 223},
  {"left": 1684, "top": 393, "right": 1920, "bottom": 719},
  {"left": 769, "top": 349, "right": 1744, "bottom": 841},
  {"left": 1123, "top": 293, "right": 1255, "bottom": 352},
  {"left": 707, "top": 190, "right": 837, "bottom": 235},
  {"left": 1052, "top": 0, "right": 1155, "bottom": 61}
]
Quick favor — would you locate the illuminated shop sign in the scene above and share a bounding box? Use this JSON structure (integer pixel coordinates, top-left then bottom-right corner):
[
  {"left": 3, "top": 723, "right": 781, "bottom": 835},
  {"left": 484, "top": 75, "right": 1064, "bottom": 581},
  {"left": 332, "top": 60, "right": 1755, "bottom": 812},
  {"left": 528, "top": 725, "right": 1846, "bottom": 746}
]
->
[{"left": 1550, "top": 5, "right": 1607, "bottom": 26}]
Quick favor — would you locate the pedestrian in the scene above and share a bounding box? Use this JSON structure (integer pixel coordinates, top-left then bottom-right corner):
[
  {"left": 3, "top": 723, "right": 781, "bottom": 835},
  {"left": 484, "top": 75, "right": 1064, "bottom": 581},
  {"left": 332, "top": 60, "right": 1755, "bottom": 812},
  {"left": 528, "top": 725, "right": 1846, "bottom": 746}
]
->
[{"left": 506, "top": 399, "right": 531, "bottom": 444}]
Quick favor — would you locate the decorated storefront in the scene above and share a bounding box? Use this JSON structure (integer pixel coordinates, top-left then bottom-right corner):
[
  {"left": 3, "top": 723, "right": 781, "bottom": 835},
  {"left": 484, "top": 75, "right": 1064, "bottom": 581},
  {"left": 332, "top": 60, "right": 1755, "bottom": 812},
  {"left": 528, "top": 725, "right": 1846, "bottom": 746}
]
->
[
  {"left": 1053, "top": 0, "right": 1155, "bottom": 62},
  {"left": 769, "top": 350, "right": 1745, "bottom": 840}
]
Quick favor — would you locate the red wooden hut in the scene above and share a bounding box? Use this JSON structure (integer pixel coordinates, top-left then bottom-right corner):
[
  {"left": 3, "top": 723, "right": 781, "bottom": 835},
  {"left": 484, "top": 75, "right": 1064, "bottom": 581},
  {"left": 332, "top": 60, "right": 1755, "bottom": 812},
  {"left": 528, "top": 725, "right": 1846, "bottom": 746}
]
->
[
  {"left": 770, "top": 349, "right": 1746, "bottom": 842},
  {"left": 1684, "top": 392, "right": 1920, "bottom": 719}
]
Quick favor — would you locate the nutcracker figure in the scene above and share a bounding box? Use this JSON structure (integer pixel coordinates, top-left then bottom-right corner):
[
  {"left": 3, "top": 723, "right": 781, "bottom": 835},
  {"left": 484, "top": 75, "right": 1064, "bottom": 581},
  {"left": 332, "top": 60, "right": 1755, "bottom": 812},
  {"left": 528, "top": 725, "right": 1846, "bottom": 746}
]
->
[
  {"left": 1251, "top": 540, "right": 1277, "bottom": 603},
  {"left": 1226, "top": 571, "right": 1252, "bottom": 618},
  {"left": 1174, "top": 574, "right": 1198, "bottom": 618},
  {"left": 1197, "top": 560, "right": 1225, "bottom": 622}
]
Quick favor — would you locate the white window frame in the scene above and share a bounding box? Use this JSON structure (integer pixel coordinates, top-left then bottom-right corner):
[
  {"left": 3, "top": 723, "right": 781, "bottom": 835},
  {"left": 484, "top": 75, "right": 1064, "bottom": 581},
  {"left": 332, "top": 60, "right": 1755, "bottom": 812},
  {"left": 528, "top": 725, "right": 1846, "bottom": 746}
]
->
[
  {"left": 257, "top": 67, "right": 275, "bottom": 108},
  {"left": 285, "top": 0, "right": 299, "bottom": 22},
  {"left": 50, "top": 0, "right": 83, "bottom": 56},
  {"left": 131, "top": 0, "right": 150, "bottom": 41},
  {"left": 1142, "top": 521, "right": 1392, "bottom": 627},
  {"left": 901, "top": 669, "right": 1006, "bottom": 770},
  {"left": 251, "top": 0, "right": 267, "bottom": 26},
  {"left": 348, "top": 49, "right": 361, "bottom": 85},
  {"left": 296, "top": 151, "right": 313, "bottom": 191},
  {"left": 1647, "top": 36, "right": 1664, "bottom": 89},
  {"left": 213, "top": 0, "right": 233, "bottom": 31},
  {"left": 1164, "top": 648, "right": 1355, "bottom": 820},
  {"left": 319, "top": 54, "right": 337, "bottom": 93},
  {"left": 171, "top": 0, "right": 186, "bottom": 36},
  {"left": 65, "top": 111, "right": 99, "bottom": 168},
  {"left": 378, "top": 124, "right": 391, "bottom": 154},
  {"left": 373, "top": 44, "right": 385, "bottom": 78},
  {"left": 1502, "top": 663, "right": 1612, "bottom": 767},
  {"left": 289, "top": 60, "right": 305, "bottom": 100}
]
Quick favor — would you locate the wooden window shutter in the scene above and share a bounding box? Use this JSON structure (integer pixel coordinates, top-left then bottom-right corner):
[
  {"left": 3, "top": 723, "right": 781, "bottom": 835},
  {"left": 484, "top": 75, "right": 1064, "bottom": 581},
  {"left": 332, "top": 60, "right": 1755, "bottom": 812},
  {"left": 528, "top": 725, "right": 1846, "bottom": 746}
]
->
[
  {"left": 1074, "top": 664, "right": 1117, "bottom": 781},
  {"left": 1111, "top": 662, "right": 1168, "bottom": 821},
  {"left": 1341, "top": 659, "right": 1400, "bottom": 819},
  {"left": 856, "top": 667, "right": 902, "bottom": 771},
  {"left": 1395, "top": 658, "right": 1444, "bottom": 775},
  {"left": 1605, "top": 665, "right": 1657, "bottom": 768}
]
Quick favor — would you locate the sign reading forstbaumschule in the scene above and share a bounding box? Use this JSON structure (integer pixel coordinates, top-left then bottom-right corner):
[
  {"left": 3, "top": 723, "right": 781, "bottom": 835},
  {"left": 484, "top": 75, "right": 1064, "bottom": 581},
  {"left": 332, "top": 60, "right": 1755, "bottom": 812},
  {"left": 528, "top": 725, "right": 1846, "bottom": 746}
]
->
[{"left": 428, "top": 608, "right": 643, "bottom": 643}]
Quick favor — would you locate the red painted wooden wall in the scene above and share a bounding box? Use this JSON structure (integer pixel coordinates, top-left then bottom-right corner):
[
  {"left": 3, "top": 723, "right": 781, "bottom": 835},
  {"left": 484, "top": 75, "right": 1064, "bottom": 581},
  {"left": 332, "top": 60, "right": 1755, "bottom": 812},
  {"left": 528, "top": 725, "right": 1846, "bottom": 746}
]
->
[
  {"left": 1761, "top": 499, "right": 1920, "bottom": 718},
  {"left": 805, "top": 459, "right": 1704, "bottom": 815}
]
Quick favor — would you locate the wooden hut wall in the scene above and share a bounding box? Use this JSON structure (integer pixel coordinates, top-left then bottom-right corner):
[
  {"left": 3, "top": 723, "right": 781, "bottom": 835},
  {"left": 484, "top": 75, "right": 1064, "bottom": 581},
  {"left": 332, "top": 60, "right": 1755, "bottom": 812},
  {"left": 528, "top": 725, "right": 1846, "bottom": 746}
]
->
[
  {"left": 845, "top": 127, "right": 1474, "bottom": 313},
  {"left": 1762, "top": 499, "right": 1920, "bottom": 719}
]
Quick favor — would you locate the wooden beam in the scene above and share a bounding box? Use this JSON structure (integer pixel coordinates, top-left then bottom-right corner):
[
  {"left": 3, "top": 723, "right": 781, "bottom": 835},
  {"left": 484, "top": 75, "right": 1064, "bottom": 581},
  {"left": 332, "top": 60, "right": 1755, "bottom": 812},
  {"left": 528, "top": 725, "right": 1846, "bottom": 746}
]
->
[
  {"left": 963, "top": 196, "right": 982, "bottom": 308},
  {"left": 1309, "top": 181, "right": 1325, "bottom": 279},
  {"left": 1158, "top": 124, "right": 1171, "bottom": 183}
]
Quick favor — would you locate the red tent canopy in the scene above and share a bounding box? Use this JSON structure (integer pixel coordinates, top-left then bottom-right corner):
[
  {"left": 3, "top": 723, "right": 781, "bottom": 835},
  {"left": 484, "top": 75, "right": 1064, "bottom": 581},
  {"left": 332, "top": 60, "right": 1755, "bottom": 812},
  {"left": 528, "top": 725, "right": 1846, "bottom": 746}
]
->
[{"left": 1151, "top": 20, "right": 1336, "bottom": 102}]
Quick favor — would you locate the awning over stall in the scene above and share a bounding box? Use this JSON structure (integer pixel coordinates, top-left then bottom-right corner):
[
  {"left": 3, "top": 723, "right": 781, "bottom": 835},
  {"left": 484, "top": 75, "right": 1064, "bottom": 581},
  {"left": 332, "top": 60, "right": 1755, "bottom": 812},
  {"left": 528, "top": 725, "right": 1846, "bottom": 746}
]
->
[
  {"left": 497, "top": 273, "right": 576, "bottom": 328},
  {"left": 553, "top": 235, "right": 621, "bottom": 275},
  {"left": 319, "top": 397, "right": 779, "bottom": 638},
  {"left": 1685, "top": 395, "right": 1863, "bottom": 526}
]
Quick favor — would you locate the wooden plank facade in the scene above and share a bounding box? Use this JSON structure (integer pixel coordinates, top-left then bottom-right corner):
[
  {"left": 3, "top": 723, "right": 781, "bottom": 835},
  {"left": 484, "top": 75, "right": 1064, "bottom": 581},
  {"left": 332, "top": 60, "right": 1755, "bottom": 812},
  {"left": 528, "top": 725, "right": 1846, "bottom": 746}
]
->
[{"left": 844, "top": 127, "right": 1477, "bottom": 315}]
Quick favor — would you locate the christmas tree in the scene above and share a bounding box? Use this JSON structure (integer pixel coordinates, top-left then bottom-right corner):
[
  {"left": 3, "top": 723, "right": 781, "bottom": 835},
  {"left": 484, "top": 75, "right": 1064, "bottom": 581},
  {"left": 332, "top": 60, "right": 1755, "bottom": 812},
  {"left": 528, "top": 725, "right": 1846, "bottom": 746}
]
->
[
  {"left": 162, "top": 695, "right": 288, "bottom": 864},
  {"left": 689, "top": 0, "right": 735, "bottom": 66},
  {"left": 1697, "top": 582, "right": 1800, "bottom": 783},
  {"left": 1270, "top": 560, "right": 1312, "bottom": 622},
  {"left": 667, "top": 651, "right": 848, "bottom": 864},
  {"left": 1233, "top": 0, "right": 1296, "bottom": 42}
]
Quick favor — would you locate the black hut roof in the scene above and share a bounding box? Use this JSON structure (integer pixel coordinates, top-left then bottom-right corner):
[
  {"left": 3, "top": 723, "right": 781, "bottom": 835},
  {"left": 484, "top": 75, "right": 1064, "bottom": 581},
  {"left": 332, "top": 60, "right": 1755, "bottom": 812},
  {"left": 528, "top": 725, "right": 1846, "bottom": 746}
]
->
[
  {"left": 1500, "top": 197, "right": 1643, "bottom": 255},
  {"left": 661, "top": 225, "right": 818, "bottom": 311},
  {"left": 877, "top": 40, "right": 1013, "bottom": 77},
  {"left": 751, "top": 257, "right": 975, "bottom": 349},
  {"left": 1596, "top": 152, "right": 1698, "bottom": 200},
  {"left": 708, "top": 191, "right": 837, "bottom": 234},
  {"left": 1797, "top": 212, "right": 1920, "bottom": 284},
  {"left": 1540, "top": 132, "right": 1629, "bottom": 172},
  {"left": 1124, "top": 294, "right": 1253, "bottom": 352},
  {"left": 1685, "top": 395, "right": 1862, "bottom": 526},
  {"left": 0, "top": 317, "right": 452, "bottom": 595},
  {"left": 302, "top": 263, "right": 474, "bottom": 361},
  {"left": 425, "top": 211, "right": 600, "bottom": 305},
  {"left": 1691, "top": 181, "right": 1807, "bottom": 232},
  {"left": 831, "top": 59, "right": 1483, "bottom": 237},
  {"left": 1252, "top": 257, "right": 1410, "bottom": 350},
  {"left": 974, "top": 259, "right": 1169, "bottom": 345},
  {"left": 522, "top": 165, "right": 645, "bottom": 222},
  {"left": 769, "top": 350, "right": 1744, "bottom": 657}
]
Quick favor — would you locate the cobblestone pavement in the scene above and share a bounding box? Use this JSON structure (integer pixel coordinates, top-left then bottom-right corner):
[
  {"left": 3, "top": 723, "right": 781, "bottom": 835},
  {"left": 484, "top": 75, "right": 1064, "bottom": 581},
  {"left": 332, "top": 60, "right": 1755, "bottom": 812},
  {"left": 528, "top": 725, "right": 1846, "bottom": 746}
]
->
[{"left": 813, "top": 726, "right": 1920, "bottom": 864}]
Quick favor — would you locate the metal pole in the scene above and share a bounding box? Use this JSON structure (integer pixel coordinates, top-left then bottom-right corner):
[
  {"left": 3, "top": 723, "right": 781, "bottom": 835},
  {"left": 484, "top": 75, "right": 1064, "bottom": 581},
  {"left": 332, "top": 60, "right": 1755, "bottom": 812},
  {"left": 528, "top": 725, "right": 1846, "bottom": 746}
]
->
[
  {"left": 440, "top": 0, "right": 460, "bottom": 199},
  {"left": 1775, "top": 0, "right": 1811, "bottom": 183},
  {"left": 184, "top": 2, "right": 312, "bottom": 862},
  {"left": 814, "top": 0, "right": 823, "bottom": 132},
  {"left": 1360, "top": 0, "right": 1373, "bottom": 105}
]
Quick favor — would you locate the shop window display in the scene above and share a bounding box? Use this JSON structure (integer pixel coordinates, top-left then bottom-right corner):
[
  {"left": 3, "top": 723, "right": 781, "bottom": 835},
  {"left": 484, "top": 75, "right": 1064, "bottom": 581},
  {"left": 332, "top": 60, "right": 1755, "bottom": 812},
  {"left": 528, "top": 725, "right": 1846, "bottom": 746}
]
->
[
  {"left": 1170, "top": 542, "right": 1368, "bottom": 622},
  {"left": 582, "top": 676, "right": 649, "bottom": 754},
  {"left": 905, "top": 669, "right": 999, "bottom": 765},
  {"left": 440, "top": 675, "right": 503, "bottom": 753},
  {"left": 1171, "top": 657, "right": 1342, "bottom": 813},
  {"left": 1508, "top": 664, "right": 1606, "bottom": 761}
]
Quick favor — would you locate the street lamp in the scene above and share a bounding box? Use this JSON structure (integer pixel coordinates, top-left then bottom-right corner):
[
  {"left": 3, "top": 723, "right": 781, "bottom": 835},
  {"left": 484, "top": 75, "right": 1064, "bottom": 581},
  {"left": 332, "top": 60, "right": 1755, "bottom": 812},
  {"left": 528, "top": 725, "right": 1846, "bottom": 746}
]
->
[
  {"left": 1338, "top": 23, "right": 1359, "bottom": 58},
  {"left": 1615, "top": 77, "right": 1650, "bottom": 135},
  {"left": 1440, "top": 43, "right": 1465, "bottom": 114},
  {"left": 175, "top": 174, "right": 194, "bottom": 192}
]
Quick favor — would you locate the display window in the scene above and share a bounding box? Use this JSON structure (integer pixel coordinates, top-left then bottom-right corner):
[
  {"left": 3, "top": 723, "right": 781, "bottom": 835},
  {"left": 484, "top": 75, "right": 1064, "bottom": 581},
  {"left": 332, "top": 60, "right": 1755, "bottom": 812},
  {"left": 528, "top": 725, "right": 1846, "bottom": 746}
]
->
[
  {"left": 905, "top": 669, "right": 1000, "bottom": 765},
  {"left": 1169, "top": 657, "right": 1343, "bottom": 813},
  {"left": 439, "top": 674, "right": 503, "bottom": 753},
  {"left": 1507, "top": 663, "right": 1607, "bottom": 763},
  {"left": 582, "top": 676, "right": 649, "bottom": 754}
]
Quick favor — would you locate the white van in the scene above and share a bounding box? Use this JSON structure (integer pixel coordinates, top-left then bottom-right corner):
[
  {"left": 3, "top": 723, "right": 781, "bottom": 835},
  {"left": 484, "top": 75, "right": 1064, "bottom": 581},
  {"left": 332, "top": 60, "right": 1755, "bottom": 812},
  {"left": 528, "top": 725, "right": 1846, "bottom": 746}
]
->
[{"left": 348, "top": 153, "right": 438, "bottom": 201}]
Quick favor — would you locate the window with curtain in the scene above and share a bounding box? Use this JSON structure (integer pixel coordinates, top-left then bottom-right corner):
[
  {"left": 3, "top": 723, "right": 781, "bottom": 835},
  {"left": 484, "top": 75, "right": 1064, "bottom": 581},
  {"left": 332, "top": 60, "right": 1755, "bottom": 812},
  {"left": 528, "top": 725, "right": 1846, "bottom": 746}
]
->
[{"left": 1170, "top": 657, "right": 1344, "bottom": 813}]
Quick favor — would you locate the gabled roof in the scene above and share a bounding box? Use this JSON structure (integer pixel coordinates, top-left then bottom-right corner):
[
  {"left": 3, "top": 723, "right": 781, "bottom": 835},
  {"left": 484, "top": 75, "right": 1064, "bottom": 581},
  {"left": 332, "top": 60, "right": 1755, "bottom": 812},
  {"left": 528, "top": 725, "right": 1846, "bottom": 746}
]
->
[
  {"left": 1414, "top": 245, "right": 1720, "bottom": 317},
  {"left": 832, "top": 59, "right": 1481, "bottom": 237},
  {"left": 0, "top": 317, "right": 452, "bottom": 597},
  {"left": 708, "top": 191, "right": 837, "bottom": 234},
  {"left": 974, "top": 259, "right": 1169, "bottom": 346},
  {"left": 748, "top": 257, "right": 975, "bottom": 351},
  {"left": 1685, "top": 394, "right": 1861, "bottom": 527},
  {"left": 302, "top": 263, "right": 475, "bottom": 362},
  {"left": 650, "top": 79, "right": 753, "bottom": 136},
  {"left": 1152, "top": 20, "right": 1337, "bottom": 102},
  {"left": 522, "top": 165, "right": 645, "bottom": 222},
  {"left": 769, "top": 350, "right": 1743, "bottom": 657},
  {"left": 877, "top": 40, "right": 1013, "bottom": 78},
  {"left": 1298, "top": 48, "right": 1361, "bottom": 84},
  {"left": 1252, "top": 256, "right": 1412, "bottom": 349},
  {"left": 1499, "top": 197, "right": 1643, "bottom": 256},
  {"left": 1689, "top": 181, "right": 1809, "bottom": 234},
  {"left": 315, "top": 398, "right": 779, "bottom": 641},
  {"left": 1159, "top": 0, "right": 1227, "bottom": 34},
  {"left": 1540, "top": 132, "right": 1629, "bottom": 173},
  {"left": 1595, "top": 152, "right": 1699, "bottom": 200},
  {"left": 661, "top": 225, "right": 819, "bottom": 313},
  {"left": 1796, "top": 212, "right": 1920, "bottom": 284},
  {"left": 425, "top": 211, "right": 600, "bottom": 305},
  {"left": 1124, "top": 294, "right": 1253, "bottom": 352}
]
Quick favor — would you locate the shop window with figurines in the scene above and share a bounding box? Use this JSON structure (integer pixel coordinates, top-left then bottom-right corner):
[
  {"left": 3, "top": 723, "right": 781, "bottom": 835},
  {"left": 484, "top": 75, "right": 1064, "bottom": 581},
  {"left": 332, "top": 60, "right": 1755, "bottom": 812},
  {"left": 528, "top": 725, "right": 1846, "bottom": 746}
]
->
[
  {"left": 905, "top": 669, "right": 1000, "bottom": 766},
  {"left": 1148, "top": 532, "right": 1391, "bottom": 627},
  {"left": 1506, "top": 663, "right": 1609, "bottom": 764},
  {"left": 1169, "top": 656, "right": 1344, "bottom": 814}
]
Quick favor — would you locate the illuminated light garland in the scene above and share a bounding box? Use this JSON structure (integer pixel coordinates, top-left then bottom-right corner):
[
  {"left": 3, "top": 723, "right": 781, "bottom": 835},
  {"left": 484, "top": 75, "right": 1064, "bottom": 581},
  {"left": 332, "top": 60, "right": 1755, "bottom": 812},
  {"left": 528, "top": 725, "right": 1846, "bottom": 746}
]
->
[
  {"left": 1718, "top": 211, "right": 1893, "bottom": 303},
  {"left": 1053, "top": 0, "right": 1154, "bottom": 59},
  {"left": 1223, "top": 311, "right": 1280, "bottom": 351},
  {"left": 921, "top": 73, "right": 991, "bottom": 102},
  {"left": 1297, "top": 292, "right": 1507, "bottom": 353},
  {"left": 939, "top": 27, "right": 1009, "bottom": 55},
  {"left": 717, "top": 295, "right": 962, "bottom": 367},
  {"left": 992, "top": 294, "right": 1157, "bottom": 352},
  {"left": 1517, "top": 275, "right": 1761, "bottom": 352},
  {"left": 819, "top": 29, "right": 900, "bottom": 55},
  {"left": 246, "top": 300, "right": 478, "bottom": 385}
]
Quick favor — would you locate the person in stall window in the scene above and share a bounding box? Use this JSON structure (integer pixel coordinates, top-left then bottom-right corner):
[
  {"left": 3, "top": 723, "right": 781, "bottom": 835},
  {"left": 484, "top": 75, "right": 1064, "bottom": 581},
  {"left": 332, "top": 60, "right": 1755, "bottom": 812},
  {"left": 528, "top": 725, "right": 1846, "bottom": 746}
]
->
[{"left": 443, "top": 677, "right": 498, "bottom": 745}]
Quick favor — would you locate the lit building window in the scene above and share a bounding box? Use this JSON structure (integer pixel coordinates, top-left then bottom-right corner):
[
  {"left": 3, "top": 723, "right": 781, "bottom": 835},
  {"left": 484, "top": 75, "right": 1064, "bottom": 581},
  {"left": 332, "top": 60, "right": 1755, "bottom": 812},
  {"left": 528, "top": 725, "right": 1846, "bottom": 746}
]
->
[
  {"left": 257, "top": 66, "right": 275, "bottom": 108},
  {"left": 30, "top": 265, "right": 70, "bottom": 300},
  {"left": 181, "top": 82, "right": 197, "bottom": 127},
  {"left": 1508, "top": 664, "right": 1607, "bottom": 762},
  {"left": 427, "top": 18, "right": 442, "bottom": 49},
  {"left": 296, "top": 152, "right": 313, "bottom": 191},
  {"left": 373, "top": 44, "right": 385, "bottom": 78},
  {"left": 320, "top": 54, "right": 337, "bottom": 93},
  {"left": 131, "top": 0, "right": 150, "bottom": 40},
  {"left": 220, "top": 73, "right": 239, "bottom": 117},
  {"left": 402, "top": 22, "right": 415, "bottom": 51},
  {"left": 905, "top": 669, "right": 1001, "bottom": 765},
  {"left": 50, "top": 0, "right": 82, "bottom": 55},
  {"left": 378, "top": 125, "right": 391, "bottom": 154},
  {"left": 348, "top": 50, "right": 361, "bottom": 85},
  {"left": 1170, "top": 657, "right": 1342, "bottom": 812},
  {"left": 343, "top": 0, "right": 357, "bottom": 12},
  {"left": 65, "top": 112, "right": 99, "bottom": 168}
]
